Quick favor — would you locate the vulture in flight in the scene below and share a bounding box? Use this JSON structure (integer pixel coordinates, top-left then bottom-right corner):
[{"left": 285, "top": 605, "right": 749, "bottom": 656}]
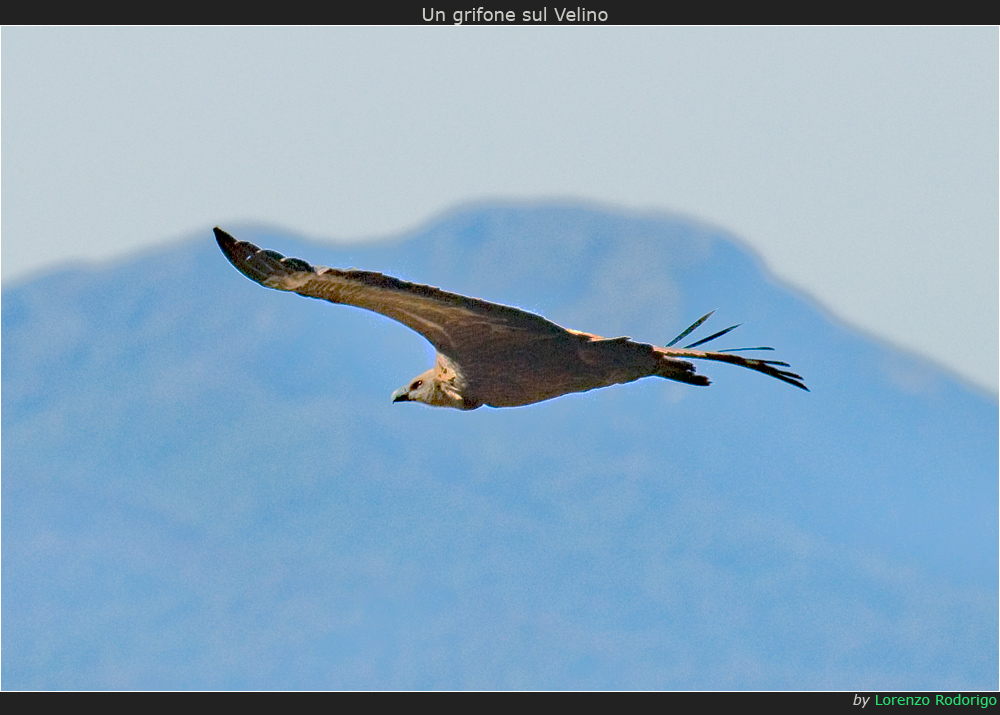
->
[{"left": 215, "top": 227, "right": 807, "bottom": 409}]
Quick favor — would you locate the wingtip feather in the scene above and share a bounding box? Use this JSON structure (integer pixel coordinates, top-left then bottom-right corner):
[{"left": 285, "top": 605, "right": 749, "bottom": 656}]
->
[{"left": 214, "top": 226, "right": 235, "bottom": 248}]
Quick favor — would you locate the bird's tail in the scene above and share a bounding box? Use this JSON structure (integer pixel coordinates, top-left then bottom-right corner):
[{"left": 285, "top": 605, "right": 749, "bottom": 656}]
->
[{"left": 657, "top": 311, "right": 808, "bottom": 391}]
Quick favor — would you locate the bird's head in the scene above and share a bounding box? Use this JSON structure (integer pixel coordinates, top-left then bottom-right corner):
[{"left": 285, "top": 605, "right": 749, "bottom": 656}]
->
[{"left": 391, "top": 368, "right": 475, "bottom": 410}]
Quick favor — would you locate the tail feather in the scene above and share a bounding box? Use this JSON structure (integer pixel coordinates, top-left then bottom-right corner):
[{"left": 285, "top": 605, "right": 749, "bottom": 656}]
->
[
  {"left": 682, "top": 323, "right": 742, "bottom": 349},
  {"left": 668, "top": 348, "right": 808, "bottom": 391},
  {"left": 717, "top": 346, "right": 774, "bottom": 353},
  {"left": 666, "top": 310, "right": 715, "bottom": 347},
  {"left": 662, "top": 311, "right": 808, "bottom": 391}
]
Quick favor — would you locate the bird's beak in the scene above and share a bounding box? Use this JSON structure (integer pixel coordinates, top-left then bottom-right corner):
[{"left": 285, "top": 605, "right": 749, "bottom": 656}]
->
[{"left": 391, "top": 387, "right": 410, "bottom": 403}]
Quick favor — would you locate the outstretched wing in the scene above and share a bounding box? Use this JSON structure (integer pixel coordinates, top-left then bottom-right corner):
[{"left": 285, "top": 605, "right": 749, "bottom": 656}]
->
[{"left": 214, "top": 228, "right": 570, "bottom": 362}]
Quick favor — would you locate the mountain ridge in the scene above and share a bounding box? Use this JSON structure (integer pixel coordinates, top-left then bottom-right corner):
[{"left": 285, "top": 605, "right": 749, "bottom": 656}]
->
[{"left": 3, "top": 203, "right": 995, "bottom": 689}]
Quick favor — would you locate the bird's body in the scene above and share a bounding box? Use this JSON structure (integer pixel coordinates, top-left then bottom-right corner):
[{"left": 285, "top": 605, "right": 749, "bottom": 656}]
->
[{"left": 215, "top": 228, "right": 806, "bottom": 409}]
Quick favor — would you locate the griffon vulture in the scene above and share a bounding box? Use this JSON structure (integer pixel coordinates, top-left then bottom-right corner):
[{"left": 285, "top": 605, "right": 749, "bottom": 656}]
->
[{"left": 215, "top": 227, "right": 807, "bottom": 409}]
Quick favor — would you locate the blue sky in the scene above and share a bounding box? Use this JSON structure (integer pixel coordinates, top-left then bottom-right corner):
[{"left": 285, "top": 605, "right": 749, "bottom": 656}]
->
[{"left": 2, "top": 26, "right": 996, "bottom": 393}]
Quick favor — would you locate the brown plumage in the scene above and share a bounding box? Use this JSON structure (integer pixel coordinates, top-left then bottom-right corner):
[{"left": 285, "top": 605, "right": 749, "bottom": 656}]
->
[{"left": 215, "top": 227, "right": 807, "bottom": 409}]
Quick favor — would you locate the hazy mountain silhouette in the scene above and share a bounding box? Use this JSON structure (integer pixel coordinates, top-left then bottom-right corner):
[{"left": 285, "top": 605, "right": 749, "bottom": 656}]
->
[{"left": 3, "top": 204, "right": 996, "bottom": 689}]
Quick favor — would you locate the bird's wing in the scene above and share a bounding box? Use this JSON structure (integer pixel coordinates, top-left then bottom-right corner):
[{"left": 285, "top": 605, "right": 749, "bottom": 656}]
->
[{"left": 215, "top": 228, "right": 570, "bottom": 361}]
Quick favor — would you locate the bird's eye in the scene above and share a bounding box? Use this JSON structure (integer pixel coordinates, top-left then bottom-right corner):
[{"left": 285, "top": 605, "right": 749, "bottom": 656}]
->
[{"left": 411, "top": 380, "right": 423, "bottom": 390}]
